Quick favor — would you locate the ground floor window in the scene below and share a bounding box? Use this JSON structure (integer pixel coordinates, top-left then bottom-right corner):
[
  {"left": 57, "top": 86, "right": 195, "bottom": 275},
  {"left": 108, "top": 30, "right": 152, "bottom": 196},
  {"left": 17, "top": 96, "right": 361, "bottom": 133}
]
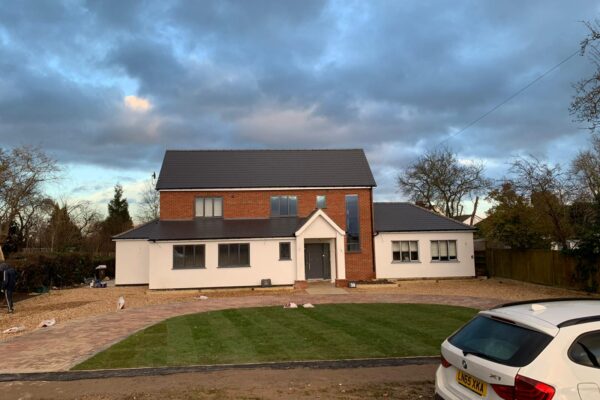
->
[
  {"left": 218, "top": 243, "right": 250, "bottom": 267},
  {"left": 392, "top": 240, "right": 419, "bottom": 262},
  {"left": 431, "top": 240, "right": 457, "bottom": 261},
  {"left": 279, "top": 242, "right": 291, "bottom": 260},
  {"left": 173, "top": 245, "right": 205, "bottom": 269}
]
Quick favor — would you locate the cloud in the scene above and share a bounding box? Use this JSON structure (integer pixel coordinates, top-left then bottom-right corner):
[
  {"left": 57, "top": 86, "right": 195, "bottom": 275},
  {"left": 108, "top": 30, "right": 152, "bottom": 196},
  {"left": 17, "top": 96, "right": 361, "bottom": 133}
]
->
[
  {"left": 0, "top": 0, "right": 598, "bottom": 205},
  {"left": 124, "top": 95, "right": 151, "bottom": 112}
]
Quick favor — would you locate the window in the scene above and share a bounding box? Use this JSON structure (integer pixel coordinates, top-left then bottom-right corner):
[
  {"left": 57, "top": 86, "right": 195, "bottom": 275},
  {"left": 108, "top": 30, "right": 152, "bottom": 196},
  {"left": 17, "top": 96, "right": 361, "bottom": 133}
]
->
[
  {"left": 195, "top": 197, "right": 223, "bottom": 217},
  {"left": 270, "top": 196, "right": 298, "bottom": 216},
  {"left": 392, "top": 241, "right": 419, "bottom": 262},
  {"left": 345, "top": 194, "right": 360, "bottom": 252},
  {"left": 279, "top": 242, "right": 291, "bottom": 260},
  {"left": 569, "top": 331, "right": 600, "bottom": 369},
  {"left": 218, "top": 243, "right": 250, "bottom": 267},
  {"left": 448, "top": 315, "right": 553, "bottom": 367},
  {"left": 316, "top": 195, "right": 326, "bottom": 209},
  {"left": 431, "top": 240, "right": 457, "bottom": 261},
  {"left": 173, "top": 245, "right": 205, "bottom": 269}
]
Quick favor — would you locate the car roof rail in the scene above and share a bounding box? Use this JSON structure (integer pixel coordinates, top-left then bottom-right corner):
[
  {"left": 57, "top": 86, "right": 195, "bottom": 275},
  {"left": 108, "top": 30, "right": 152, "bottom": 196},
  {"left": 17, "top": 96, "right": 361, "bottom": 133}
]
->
[
  {"left": 493, "top": 297, "right": 600, "bottom": 309},
  {"left": 558, "top": 315, "right": 600, "bottom": 328}
]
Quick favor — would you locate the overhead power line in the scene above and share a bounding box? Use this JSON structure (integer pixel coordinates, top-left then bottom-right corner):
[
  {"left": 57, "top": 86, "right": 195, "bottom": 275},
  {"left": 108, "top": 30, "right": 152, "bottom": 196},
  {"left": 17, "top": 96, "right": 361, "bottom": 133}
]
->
[{"left": 438, "top": 48, "right": 581, "bottom": 146}]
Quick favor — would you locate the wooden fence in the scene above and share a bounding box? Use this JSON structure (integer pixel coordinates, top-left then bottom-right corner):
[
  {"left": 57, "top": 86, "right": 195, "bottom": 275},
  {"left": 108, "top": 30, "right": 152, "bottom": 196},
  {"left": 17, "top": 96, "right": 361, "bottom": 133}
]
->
[{"left": 485, "top": 249, "right": 599, "bottom": 291}]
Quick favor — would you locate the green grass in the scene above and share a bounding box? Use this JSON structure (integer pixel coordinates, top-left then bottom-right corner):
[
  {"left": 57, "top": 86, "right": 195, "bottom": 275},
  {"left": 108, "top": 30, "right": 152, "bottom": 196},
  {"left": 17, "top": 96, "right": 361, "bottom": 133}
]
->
[{"left": 73, "top": 303, "right": 476, "bottom": 370}]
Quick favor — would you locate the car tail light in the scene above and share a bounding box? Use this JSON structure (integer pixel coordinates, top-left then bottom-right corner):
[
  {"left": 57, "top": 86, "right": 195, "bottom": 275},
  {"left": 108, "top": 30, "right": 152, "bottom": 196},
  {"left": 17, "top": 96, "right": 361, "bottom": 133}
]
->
[
  {"left": 491, "top": 384, "right": 514, "bottom": 400},
  {"left": 515, "top": 374, "right": 555, "bottom": 400},
  {"left": 491, "top": 375, "right": 555, "bottom": 400},
  {"left": 440, "top": 355, "right": 451, "bottom": 368}
]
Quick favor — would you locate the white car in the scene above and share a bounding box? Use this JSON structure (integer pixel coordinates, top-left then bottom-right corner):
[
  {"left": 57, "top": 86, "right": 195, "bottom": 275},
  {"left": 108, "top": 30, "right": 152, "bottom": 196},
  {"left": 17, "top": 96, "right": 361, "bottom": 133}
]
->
[{"left": 435, "top": 298, "right": 600, "bottom": 400}]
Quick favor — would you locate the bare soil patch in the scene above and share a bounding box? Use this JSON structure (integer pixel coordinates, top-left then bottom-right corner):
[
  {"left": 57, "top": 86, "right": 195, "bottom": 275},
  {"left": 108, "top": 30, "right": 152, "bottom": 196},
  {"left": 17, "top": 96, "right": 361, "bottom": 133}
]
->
[{"left": 0, "top": 365, "right": 437, "bottom": 400}]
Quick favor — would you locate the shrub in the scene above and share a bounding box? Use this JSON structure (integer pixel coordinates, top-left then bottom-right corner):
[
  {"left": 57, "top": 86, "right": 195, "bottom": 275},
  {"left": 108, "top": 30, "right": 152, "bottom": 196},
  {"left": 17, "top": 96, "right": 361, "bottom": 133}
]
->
[{"left": 6, "top": 252, "right": 115, "bottom": 292}]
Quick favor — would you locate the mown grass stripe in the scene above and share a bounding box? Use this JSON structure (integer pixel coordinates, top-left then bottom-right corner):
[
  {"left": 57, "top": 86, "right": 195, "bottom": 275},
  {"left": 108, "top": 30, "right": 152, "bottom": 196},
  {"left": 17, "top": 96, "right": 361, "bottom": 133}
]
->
[{"left": 73, "top": 303, "right": 476, "bottom": 370}]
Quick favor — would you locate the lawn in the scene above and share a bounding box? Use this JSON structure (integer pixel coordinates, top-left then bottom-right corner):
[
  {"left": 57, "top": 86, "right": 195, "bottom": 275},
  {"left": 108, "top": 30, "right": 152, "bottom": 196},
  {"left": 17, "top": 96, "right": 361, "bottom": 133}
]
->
[{"left": 73, "top": 303, "right": 476, "bottom": 370}]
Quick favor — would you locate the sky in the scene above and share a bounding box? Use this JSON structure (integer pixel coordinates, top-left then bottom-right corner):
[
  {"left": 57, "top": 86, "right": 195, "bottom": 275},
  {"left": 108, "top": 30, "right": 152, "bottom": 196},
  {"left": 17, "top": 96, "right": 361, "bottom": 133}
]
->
[{"left": 0, "top": 0, "right": 598, "bottom": 221}]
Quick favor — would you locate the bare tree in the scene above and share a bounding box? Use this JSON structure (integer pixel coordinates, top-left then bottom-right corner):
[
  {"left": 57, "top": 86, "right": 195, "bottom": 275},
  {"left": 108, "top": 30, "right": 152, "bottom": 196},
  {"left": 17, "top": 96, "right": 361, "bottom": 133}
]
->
[
  {"left": 0, "top": 146, "right": 59, "bottom": 260},
  {"left": 571, "top": 20, "right": 600, "bottom": 133},
  {"left": 510, "top": 156, "right": 573, "bottom": 248},
  {"left": 571, "top": 134, "right": 600, "bottom": 203},
  {"left": 67, "top": 200, "right": 103, "bottom": 238},
  {"left": 137, "top": 174, "right": 159, "bottom": 223},
  {"left": 397, "top": 148, "right": 491, "bottom": 218}
]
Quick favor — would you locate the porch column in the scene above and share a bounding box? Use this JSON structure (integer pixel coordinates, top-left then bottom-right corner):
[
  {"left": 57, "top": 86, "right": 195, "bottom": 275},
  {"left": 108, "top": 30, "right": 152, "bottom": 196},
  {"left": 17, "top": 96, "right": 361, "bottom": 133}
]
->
[
  {"left": 295, "top": 236, "right": 305, "bottom": 281},
  {"left": 335, "top": 232, "right": 346, "bottom": 280}
]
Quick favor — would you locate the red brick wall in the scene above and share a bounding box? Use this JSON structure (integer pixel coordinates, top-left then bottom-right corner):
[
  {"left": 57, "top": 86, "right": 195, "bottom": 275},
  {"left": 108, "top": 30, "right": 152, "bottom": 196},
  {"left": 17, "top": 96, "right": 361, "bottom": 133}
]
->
[{"left": 160, "top": 189, "right": 375, "bottom": 280}]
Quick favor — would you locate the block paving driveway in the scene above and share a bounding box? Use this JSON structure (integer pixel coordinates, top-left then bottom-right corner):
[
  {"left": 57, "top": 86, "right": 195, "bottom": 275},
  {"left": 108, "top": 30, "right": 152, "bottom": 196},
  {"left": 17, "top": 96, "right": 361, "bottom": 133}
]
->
[{"left": 0, "top": 292, "right": 500, "bottom": 374}]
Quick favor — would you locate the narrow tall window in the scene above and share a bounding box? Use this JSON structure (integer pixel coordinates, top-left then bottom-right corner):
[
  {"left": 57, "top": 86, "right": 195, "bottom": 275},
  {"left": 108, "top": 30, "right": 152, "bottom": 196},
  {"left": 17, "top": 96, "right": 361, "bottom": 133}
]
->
[
  {"left": 345, "top": 194, "right": 360, "bottom": 252},
  {"left": 279, "top": 242, "right": 291, "bottom": 260},
  {"left": 431, "top": 240, "right": 458, "bottom": 261},
  {"left": 316, "top": 195, "right": 326, "bottom": 209},
  {"left": 270, "top": 196, "right": 298, "bottom": 216},
  {"left": 195, "top": 197, "right": 223, "bottom": 217}
]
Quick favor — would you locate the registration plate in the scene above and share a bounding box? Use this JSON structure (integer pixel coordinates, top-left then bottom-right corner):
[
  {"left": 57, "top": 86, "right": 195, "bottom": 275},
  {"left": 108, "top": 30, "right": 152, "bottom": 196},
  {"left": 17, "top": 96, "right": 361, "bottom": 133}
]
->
[{"left": 456, "top": 370, "right": 487, "bottom": 396}]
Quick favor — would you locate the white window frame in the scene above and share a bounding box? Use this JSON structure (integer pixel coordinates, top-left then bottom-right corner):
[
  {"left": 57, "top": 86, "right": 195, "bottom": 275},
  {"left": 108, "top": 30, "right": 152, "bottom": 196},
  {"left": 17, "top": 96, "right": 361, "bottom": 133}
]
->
[
  {"left": 195, "top": 197, "right": 223, "bottom": 218},
  {"left": 392, "top": 240, "right": 419, "bottom": 262},
  {"left": 430, "top": 240, "right": 458, "bottom": 262}
]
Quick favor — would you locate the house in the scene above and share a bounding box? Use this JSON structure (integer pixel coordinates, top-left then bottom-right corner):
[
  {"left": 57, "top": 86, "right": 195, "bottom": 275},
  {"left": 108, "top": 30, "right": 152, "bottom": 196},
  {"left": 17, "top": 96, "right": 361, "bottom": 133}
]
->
[
  {"left": 373, "top": 203, "right": 476, "bottom": 279},
  {"left": 114, "top": 149, "right": 476, "bottom": 289},
  {"left": 453, "top": 214, "right": 485, "bottom": 226}
]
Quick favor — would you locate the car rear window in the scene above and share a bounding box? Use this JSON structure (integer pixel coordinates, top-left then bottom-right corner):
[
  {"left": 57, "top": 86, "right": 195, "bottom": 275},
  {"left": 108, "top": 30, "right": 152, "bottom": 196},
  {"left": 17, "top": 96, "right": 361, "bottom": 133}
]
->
[{"left": 448, "top": 315, "right": 553, "bottom": 367}]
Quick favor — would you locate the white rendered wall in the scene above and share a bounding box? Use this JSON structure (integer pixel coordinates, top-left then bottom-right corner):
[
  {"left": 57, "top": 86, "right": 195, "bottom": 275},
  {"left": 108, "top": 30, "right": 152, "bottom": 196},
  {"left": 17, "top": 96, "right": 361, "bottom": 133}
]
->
[
  {"left": 115, "top": 240, "right": 150, "bottom": 285},
  {"left": 374, "top": 231, "right": 475, "bottom": 279},
  {"left": 148, "top": 238, "right": 297, "bottom": 289}
]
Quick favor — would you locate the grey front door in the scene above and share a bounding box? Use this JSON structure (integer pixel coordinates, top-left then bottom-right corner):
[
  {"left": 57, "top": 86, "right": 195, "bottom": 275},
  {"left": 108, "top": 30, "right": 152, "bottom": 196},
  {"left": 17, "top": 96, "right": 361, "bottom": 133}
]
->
[{"left": 304, "top": 243, "right": 330, "bottom": 280}]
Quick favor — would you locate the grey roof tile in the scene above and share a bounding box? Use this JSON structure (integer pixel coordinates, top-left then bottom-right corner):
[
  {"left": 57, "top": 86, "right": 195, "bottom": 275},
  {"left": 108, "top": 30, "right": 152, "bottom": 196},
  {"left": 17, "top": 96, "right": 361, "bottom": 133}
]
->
[
  {"left": 114, "top": 217, "right": 305, "bottom": 241},
  {"left": 156, "top": 149, "right": 376, "bottom": 190},
  {"left": 373, "top": 202, "right": 475, "bottom": 232}
]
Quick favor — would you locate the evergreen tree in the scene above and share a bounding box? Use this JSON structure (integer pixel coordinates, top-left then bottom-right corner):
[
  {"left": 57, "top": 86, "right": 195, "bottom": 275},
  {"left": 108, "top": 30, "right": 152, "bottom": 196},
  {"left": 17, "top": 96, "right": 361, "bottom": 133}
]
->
[
  {"left": 45, "top": 203, "right": 82, "bottom": 252},
  {"left": 102, "top": 184, "right": 133, "bottom": 240}
]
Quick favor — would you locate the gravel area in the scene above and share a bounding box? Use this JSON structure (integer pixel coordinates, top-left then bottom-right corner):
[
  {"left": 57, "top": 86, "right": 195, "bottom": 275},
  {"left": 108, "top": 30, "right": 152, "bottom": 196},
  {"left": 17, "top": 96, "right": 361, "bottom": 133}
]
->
[
  {"left": 0, "top": 277, "right": 594, "bottom": 341},
  {"left": 355, "top": 277, "right": 599, "bottom": 301}
]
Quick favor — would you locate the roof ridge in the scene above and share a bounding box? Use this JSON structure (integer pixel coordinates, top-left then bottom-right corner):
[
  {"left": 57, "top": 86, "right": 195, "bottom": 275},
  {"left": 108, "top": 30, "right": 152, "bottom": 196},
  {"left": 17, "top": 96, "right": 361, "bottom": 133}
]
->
[
  {"left": 406, "top": 203, "right": 476, "bottom": 229},
  {"left": 373, "top": 201, "right": 411, "bottom": 205},
  {"left": 164, "top": 148, "right": 365, "bottom": 152}
]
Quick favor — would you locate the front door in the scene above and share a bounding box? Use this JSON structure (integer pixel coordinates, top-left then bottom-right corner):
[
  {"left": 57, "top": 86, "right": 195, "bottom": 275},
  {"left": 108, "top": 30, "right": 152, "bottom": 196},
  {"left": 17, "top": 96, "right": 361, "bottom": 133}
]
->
[{"left": 304, "top": 243, "right": 330, "bottom": 280}]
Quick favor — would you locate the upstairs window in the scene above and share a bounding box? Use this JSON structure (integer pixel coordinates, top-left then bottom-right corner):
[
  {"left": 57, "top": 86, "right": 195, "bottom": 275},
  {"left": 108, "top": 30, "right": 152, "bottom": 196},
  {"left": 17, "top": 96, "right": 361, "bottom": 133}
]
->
[
  {"left": 392, "top": 241, "right": 419, "bottom": 262},
  {"left": 270, "top": 196, "right": 298, "bottom": 216},
  {"left": 431, "top": 240, "right": 457, "bottom": 261},
  {"left": 316, "top": 195, "right": 327, "bottom": 209},
  {"left": 345, "top": 194, "right": 360, "bottom": 252},
  {"left": 196, "top": 197, "right": 223, "bottom": 217}
]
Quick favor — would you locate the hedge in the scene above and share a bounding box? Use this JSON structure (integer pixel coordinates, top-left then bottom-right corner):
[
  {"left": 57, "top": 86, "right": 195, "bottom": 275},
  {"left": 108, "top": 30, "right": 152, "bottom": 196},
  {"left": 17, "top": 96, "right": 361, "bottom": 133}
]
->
[{"left": 6, "top": 252, "right": 115, "bottom": 292}]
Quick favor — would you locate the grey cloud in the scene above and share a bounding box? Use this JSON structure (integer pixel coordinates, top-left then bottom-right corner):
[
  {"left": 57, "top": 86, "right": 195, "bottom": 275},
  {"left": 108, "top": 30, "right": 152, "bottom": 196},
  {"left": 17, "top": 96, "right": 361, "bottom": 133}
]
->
[{"left": 0, "top": 0, "right": 598, "bottom": 200}]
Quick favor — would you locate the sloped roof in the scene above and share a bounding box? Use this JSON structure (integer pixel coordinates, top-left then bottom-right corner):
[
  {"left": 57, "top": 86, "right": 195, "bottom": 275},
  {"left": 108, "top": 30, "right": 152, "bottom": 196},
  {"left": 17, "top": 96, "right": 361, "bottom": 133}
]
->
[
  {"left": 373, "top": 202, "right": 475, "bottom": 232},
  {"left": 114, "top": 217, "right": 306, "bottom": 241},
  {"left": 156, "top": 149, "right": 376, "bottom": 190}
]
